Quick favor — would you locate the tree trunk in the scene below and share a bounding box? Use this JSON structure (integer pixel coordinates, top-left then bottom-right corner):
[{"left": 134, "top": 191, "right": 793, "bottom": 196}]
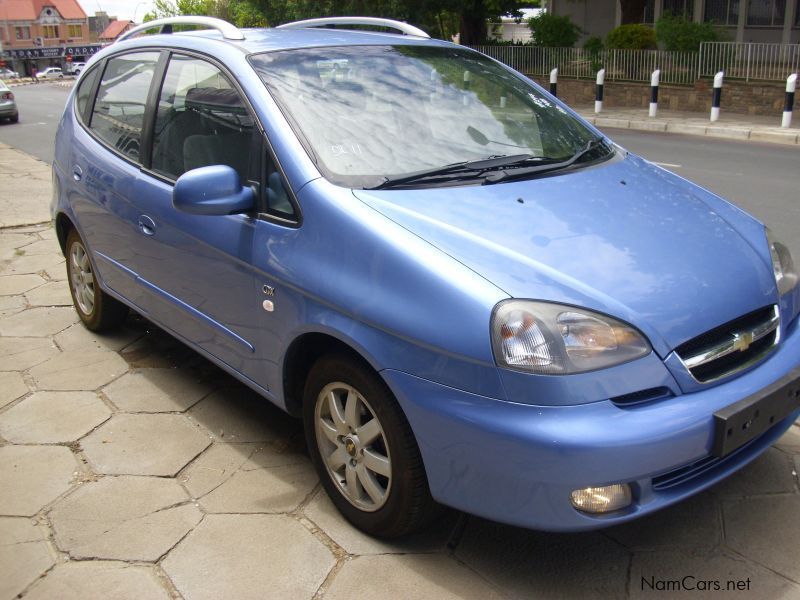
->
[{"left": 459, "top": 10, "right": 487, "bottom": 45}]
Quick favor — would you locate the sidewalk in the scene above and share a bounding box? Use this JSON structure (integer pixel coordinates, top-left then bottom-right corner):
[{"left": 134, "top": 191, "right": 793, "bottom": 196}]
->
[
  {"left": 577, "top": 106, "right": 800, "bottom": 145},
  {"left": 1, "top": 142, "right": 800, "bottom": 599}
]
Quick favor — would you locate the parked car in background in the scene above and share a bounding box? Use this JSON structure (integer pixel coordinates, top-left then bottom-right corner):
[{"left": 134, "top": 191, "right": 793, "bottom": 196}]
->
[
  {"left": 36, "top": 67, "right": 64, "bottom": 79},
  {"left": 0, "top": 80, "right": 18, "bottom": 123},
  {"left": 52, "top": 16, "right": 800, "bottom": 539},
  {"left": 0, "top": 68, "right": 20, "bottom": 80},
  {"left": 70, "top": 62, "right": 87, "bottom": 76}
]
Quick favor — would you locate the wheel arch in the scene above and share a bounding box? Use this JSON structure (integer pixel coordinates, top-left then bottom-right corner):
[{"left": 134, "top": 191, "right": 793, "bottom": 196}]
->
[
  {"left": 55, "top": 211, "right": 75, "bottom": 255},
  {"left": 281, "top": 331, "right": 382, "bottom": 418}
]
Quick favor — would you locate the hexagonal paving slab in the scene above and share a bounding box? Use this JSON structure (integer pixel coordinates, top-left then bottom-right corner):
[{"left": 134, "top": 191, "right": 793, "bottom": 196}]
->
[
  {"left": 29, "top": 350, "right": 128, "bottom": 391},
  {"left": 55, "top": 321, "right": 142, "bottom": 353},
  {"left": 162, "top": 514, "right": 335, "bottom": 600},
  {"left": 81, "top": 413, "right": 212, "bottom": 476},
  {"left": 0, "top": 517, "right": 56, "bottom": 599},
  {"left": 605, "top": 491, "right": 721, "bottom": 550},
  {"left": 50, "top": 475, "right": 203, "bottom": 561},
  {"left": 0, "top": 295, "right": 26, "bottom": 318},
  {"left": 24, "top": 561, "right": 171, "bottom": 600},
  {"left": 0, "top": 371, "right": 28, "bottom": 410},
  {"left": 198, "top": 443, "right": 317, "bottom": 514},
  {"left": 0, "top": 252, "right": 64, "bottom": 276},
  {"left": 711, "top": 447, "right": 796, "bottom": 497},
  {"left": 629, "top": 549, "right": 800, "bottom": 598},
  {"left": 455, "top": 517, "right": 631, "bottom": 598},
  {"left": 0, "top": 273, "right": 45, "bottom": 296},
  {"left": 0, "top": 306, "right": 77, "bottom": 337},
  {"left": 186, "top": 385, "right": 297, "bottom": 443},
  {"left": 104, "top": 368, "right": 214, "bottom": 413},
  {"left": 0, "top": 391, "right": 111, "bottom": 444},
  {"left": 181, "top": 442, "right": 258, "bottom": 498},
  {"left": 325, "top": 554, "right": 503, "bottom": 600},
  {"left": 25, "top": 280, "right": 73, "bottom": 307},
  {"left": 0, "top": 445, "right": 78, "bottom": 516},
  {"left": 303, "top": 489, "right": 458, "bottom": 556},
  {"left": 0, "top": 336, "right": 60, "bottom": 370},
  {"left": 724, "top": 495, "right": 800, "bottom": 581}
]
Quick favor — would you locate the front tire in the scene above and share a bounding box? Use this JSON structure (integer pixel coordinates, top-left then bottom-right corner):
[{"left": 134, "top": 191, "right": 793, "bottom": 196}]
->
[
  {"left": 65, "top": 229, "right": 128, "bottom": 331},
  {"left": 303, "top": 354, "right": 437, "bottom": 538}
]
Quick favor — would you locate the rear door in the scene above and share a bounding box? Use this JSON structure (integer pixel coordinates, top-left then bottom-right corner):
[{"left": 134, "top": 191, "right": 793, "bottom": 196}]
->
[{"left": 68, "top": 51, "right": 163, "bottom": 308}]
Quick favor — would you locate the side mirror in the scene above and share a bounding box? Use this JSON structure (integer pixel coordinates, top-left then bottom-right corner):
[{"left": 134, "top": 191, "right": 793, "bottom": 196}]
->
[{"left": 173, "top": 165, "right": 254, "bottom": 216}]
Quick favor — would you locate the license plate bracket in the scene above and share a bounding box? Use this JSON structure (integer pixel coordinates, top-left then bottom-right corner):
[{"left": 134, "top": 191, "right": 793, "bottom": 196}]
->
[{"left": 712, "top": 367, "right": 800, "bottom": 458}]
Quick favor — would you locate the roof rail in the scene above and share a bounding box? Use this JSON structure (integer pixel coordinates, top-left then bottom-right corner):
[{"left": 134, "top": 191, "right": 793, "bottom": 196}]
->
[
  {"left": 276, "top": 17, "right": 429, "bottom": 39},
  {"left": 116, "top": 16, "right": 245, "bottom": 43}
]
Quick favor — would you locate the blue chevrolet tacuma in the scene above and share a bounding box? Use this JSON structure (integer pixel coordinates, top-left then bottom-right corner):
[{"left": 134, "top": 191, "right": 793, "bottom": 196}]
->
[{"left": 52, "top": 16, "right": 800, "bottom": 538}]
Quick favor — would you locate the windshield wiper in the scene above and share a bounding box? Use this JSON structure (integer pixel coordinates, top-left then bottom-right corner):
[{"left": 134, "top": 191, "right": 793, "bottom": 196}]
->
[
  {"left": 367, "top": 154, "right": 553, "bottom": 190},
  {"left": 484, "top": 138, "right": 609, "bottom": 184}
]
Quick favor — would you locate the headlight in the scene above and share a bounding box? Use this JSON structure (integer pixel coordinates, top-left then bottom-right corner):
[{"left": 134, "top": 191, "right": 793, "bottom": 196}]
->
[
  {"left": 767, "top": 228, "right": 798, "bottom": 296},
  {"left": 491, "top": 300, "right": 650, "bottom": 375}
]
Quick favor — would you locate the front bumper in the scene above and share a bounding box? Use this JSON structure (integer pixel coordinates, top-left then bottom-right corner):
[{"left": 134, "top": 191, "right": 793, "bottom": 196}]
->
[{"left": 385, "top": 316, "right": 800, "bottom": 531}]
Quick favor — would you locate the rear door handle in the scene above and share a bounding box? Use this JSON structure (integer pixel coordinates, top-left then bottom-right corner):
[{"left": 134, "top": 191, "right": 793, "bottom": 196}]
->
[
  {"left": 72, "top": 165, "right": 82, "bottom": 181},
  {"left": 138, "top": 215, "right": 156, "bottom": 236}
]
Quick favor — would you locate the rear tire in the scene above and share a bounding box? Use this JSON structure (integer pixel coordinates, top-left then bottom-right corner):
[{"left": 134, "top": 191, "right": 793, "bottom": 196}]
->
[
  {"left": 65, "top": 229, "right": 128, "bottom": 331},
  {"left": 303, "top": 354, "right": 437, "bottom": 538}
]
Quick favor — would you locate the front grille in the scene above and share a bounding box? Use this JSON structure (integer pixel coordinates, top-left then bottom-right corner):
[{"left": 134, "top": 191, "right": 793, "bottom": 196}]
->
[{"left": 675, "top": 306, "right": 779, "bottom": 384}]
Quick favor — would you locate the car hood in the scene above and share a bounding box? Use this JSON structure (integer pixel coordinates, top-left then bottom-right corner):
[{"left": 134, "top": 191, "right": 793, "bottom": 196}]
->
[{"left": 353, "top": 153, "right": 777, "bottom": 357}]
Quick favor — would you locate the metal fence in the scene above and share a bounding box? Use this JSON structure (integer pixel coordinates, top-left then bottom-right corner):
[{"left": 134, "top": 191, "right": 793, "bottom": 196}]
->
[
  {"left": 470, "top": 42, "right": 800, "bottom": 85},
  {"left": 698, "top": 42, "right": 800, "bottom": 82}
]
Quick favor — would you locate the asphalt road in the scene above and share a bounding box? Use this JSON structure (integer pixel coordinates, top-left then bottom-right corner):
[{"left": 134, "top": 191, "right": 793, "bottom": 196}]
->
[
  {"left": 1, "top": 83, "right": 798, "bottom": 256},
  {"left": 0, "top": 82, "right": 71, "bottom": 165}
]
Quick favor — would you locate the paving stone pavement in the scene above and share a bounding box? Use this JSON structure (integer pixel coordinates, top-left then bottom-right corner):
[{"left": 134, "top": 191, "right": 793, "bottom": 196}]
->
[{"left": 1, "top": 148, "right": 800, "bottom": 598}]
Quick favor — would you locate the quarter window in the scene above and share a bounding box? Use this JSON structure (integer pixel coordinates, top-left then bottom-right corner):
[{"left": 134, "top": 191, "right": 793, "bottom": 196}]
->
[
  {"left": 90, "top": 52, "right": 160, "bottom": 163},
  {"left": 151, "top": 55, "right": 255, "bottom": 181},
  {"left": 75, "top": 66, "right": 100, "bottom": 121}
]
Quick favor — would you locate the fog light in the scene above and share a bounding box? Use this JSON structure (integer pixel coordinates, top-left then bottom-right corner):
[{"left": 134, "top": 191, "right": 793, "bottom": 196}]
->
[{"left": 570, "top": 484, "right": 632, "bottom": 514}]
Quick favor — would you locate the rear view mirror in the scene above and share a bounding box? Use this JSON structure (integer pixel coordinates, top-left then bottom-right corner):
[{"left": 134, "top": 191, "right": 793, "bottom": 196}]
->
[{"left": 173, "top": 165, "right": 254, "bottom": 216}]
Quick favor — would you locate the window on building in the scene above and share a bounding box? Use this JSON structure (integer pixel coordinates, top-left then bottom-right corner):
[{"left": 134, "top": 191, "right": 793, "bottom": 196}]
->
[
  {"left": 42, "top": 25, "right": 59, "bottom": 38},
  {"left": 15, "top": 26, "right": 32, "bottom": 40},
  {"left": 748, "top": 0, "right": 786, "bottom": 25},
  {"left": 90, "top": 52, "right": 160, "bottom": 163},
  {"left": 643, "top": 0, "right": 656, "bottom": 23},
  {"left": 68, "top": 24, "right": 82, "bottom": 38},
  {"left": 796, "top": 0, "right": 800, "bottom": 24},
  {"left": 663, "top": 0, "right": 695, "bottom": 18},
  {"left": 704, "top": 0, "right": 740, "bottom": 25}
]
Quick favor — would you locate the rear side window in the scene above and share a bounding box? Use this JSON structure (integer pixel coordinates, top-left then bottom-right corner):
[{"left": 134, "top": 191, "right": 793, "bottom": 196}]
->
[
  {"left": 75, "top": 66, "right": 99, "bottom": 121},
  {"left": 90, "top": 52, "right": 160, "bottom": 163},
  {"left": 151, "top": 54, "right": 255, "bottom": 181}
]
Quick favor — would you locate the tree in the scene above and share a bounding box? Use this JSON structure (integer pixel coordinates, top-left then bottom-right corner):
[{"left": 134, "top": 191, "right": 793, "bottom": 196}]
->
[{"left": 527, "top": 13, "right": 580, "bottom": 47}]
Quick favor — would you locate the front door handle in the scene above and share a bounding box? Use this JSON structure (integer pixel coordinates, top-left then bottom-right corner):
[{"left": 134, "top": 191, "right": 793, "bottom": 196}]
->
[{"left": 138, "top": 215, "right": 156, "bottom": 236}]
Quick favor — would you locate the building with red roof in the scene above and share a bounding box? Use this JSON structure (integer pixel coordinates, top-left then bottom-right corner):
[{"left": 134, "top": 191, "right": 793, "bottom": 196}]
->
[
  {"left": 98, "top": 18, "right": 132, "bottom": 42},
  {"left": 0, "top": 0, "right": 101, "bottom": 76}
]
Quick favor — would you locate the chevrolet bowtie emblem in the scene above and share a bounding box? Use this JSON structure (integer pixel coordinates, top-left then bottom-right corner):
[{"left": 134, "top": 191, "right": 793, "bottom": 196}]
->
[{"left": 732, "top": 332, "right": 754, "bottom": 353}]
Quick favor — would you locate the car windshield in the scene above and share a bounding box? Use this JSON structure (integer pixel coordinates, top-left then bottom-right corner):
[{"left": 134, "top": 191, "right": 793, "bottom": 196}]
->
[{"left": 249, "top": 45, "right": 602, "bottom": 188}]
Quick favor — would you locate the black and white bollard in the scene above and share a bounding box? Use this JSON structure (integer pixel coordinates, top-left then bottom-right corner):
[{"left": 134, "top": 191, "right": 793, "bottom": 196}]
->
[
  {"left": 710, "top": 71, "right": 723, "bottom": 122},
  {"left": 595, "top": 68, "right": 605, "bottom": 114},
  {"left": 550, "top": 68, "right": 558, "bottom": 97},
  {"left": 649, "top": 69, "right": 660, "bottom": 118},
  {"left": 782, "top": 73, "right": 796, "bottom": 128}
]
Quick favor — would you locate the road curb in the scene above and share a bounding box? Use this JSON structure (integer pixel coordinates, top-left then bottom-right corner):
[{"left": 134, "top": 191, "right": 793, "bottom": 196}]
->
[{"left": 582, "top": 114, "right": 800, "bottom": 146}]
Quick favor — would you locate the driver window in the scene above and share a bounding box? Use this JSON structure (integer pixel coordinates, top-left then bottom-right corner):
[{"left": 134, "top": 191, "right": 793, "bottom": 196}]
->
[{"left": 151, "top": 55, "right": 254, "bottom": 181}]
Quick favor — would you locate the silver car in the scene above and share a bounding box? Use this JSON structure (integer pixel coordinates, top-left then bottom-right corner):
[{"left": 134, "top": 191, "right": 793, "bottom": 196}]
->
[
  {"left": 0, "top": 68, "right": 20, "bottom": 80},
  {"left": 36, "top": 67, "right": 63, "bottom": 79},
  {"left": 0, "top": 81, "right": 18, "bottom": 123}
]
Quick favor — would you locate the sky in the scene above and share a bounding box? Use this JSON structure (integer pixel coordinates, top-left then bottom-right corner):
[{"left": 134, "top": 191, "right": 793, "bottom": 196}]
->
[{"left": 79, "top": 0, "right": 157, "bottom": 22}]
